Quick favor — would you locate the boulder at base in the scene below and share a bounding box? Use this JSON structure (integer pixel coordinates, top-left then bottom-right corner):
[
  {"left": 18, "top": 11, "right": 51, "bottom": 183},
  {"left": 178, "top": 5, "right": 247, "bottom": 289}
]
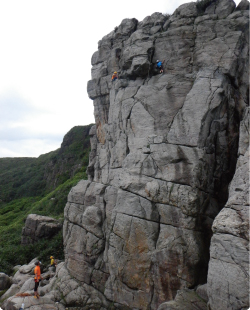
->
[{"left": 21, "top": 214, "right": 62, "bottom": 245}]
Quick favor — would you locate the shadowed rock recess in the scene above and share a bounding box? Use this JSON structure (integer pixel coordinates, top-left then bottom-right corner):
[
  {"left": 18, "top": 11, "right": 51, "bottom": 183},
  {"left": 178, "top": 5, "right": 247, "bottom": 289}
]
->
[{"left": 3, "top": 0, "right": 248, "bottom": 309}]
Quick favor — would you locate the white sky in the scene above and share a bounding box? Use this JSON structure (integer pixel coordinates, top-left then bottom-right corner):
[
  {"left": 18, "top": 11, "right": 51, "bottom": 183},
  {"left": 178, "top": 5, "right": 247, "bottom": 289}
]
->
[{"left": 0, "top": 0, "right": 241, "bottom": 158}]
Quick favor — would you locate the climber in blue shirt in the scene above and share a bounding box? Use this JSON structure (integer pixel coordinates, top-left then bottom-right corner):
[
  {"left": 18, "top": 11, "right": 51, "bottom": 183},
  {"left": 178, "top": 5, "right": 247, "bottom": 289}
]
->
[{"left": 156, "top": 60, "right": 165, "bottom": 73}]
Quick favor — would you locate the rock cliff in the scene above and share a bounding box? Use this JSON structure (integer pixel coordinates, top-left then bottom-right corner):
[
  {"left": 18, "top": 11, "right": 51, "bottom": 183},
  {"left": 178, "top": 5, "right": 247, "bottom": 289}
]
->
[
  {"left": 2, "top": 0, "right": 249, "bottom": 309},
  {"left": 65, "top": 0, "right": 249, "bottom": 309}
]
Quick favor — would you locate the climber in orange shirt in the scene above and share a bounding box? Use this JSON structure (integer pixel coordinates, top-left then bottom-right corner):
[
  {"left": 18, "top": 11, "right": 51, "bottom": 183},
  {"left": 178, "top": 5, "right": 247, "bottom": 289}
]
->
[
  {"left": 34, "top": 261, "right": 43, "bottom": 298},
  {"left": 112, "top": 71, "right": 118, "bottom": 82}
]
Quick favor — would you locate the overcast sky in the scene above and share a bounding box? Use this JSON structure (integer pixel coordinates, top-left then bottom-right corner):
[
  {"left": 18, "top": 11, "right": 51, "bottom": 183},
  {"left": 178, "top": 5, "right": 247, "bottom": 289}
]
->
[{"left": 0, "top": 0, "right": 241, "bottom": 158}]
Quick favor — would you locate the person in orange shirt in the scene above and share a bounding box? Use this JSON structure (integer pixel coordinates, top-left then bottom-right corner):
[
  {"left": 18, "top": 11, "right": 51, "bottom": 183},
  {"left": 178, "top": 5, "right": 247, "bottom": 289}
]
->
[
  {"left": 34, "top": 261, "right": 43, "bottom": 298},
  {"left": 111, "top": 71, "right": 118, "bottom": 82}
]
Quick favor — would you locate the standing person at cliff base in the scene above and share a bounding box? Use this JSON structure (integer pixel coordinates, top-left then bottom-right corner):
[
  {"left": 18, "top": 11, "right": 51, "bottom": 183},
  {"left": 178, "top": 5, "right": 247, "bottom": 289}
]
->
[
  {"left": 34, "top": 261, "right": 42, "bottom": 298},
  {"left": 112, "top": 71, "right": 118, "bottom": 81},
  {"left": 50, "top": 256, "right": 56, "bottom": 267},
  {"left": 156, "top": 60, "right": 165, "bottom": 73}
]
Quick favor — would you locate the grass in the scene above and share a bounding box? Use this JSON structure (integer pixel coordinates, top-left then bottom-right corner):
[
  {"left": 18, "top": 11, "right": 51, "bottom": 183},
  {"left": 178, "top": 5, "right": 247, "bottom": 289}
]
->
[
  {"left": 0, "top": 168, "right": 88, "bottom": 275},
  {"left": 0, "top": 125, "right": 93, "bottom": 275},
  {"left": 30, "top": 168, "right": 88, "bottom": 217}
]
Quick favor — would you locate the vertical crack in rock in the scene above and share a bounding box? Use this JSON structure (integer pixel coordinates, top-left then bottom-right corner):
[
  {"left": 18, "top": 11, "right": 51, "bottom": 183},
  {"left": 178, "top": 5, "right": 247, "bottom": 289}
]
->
[{"left": 207, "top": 105, "right": 249, "bottom": 310}]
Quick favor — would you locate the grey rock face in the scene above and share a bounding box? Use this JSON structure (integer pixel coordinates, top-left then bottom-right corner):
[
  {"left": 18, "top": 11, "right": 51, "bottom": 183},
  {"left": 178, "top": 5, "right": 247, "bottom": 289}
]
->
[
  {"left": 61, "top": 0, "right": 249, "bottom": 309},
  {"left": 207, "top": 107, "right": 249, "bottom": 310},
  {"left": 3, "top": 295, "right": 61, "bottom": 310},
  {"left": 157, "top": 289, "right": 207, "bottom": 310},
  {"left": 236, "top": 0, "right": 250, "bottom": 10},
  {"left": 205, "top": 0, "right": 235, "bottom": 18},
  {"left": 12, "top": 258, "right": 37, "bottom": 286},
  {"left": 0, "top": 284, "right": 20, "bottom": 302},
  {"left": 196, "top": 284, "right": 208, "bottom": 303},
  {"left": 21, "top": 214, "right": 62, "bottom": 244}
]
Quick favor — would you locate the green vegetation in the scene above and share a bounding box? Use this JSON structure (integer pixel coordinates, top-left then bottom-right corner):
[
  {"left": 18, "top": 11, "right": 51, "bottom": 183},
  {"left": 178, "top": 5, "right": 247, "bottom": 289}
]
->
[
  {"left": 0, "top": 125, "right": 93, "bottom": 274},
  {"left": 0, "top": 125, "right": 92, "bottom": 203},
  {"left": 0, "top": 156, "right": 50, "bottom": 202}
]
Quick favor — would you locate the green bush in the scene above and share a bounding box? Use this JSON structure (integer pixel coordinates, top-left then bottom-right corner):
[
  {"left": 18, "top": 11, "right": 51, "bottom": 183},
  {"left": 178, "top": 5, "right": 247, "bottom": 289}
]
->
[
  {"left": 0, "top": 231, "right": 64, "bottom": 275},
  {"left": 0, "top": 169, "right": 89, "bottom": 275},
  {"left": 0, "top": 125, "right": 93, "bottom": 274}
]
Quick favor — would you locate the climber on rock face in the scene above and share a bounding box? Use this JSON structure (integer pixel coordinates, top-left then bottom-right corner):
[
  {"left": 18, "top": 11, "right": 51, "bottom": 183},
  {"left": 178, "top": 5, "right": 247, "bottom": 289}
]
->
[
  {"left": 156, "top": 60, "right": 165, "bottom": 73},
  {"left": 112, "top": 71, "right": 118, "bottom": 81},
  {"left": 34, "top": 261, "right": 43, "bottom": 298}
]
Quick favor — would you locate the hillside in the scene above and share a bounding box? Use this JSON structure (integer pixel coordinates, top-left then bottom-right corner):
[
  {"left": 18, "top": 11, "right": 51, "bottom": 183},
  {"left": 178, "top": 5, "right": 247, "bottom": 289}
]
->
[
  {"left": 0, "top": 125, "right": 92, "bottom": 203},
  {"left": 0, "top": 124, "right": 93, "bottom": 274}
]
